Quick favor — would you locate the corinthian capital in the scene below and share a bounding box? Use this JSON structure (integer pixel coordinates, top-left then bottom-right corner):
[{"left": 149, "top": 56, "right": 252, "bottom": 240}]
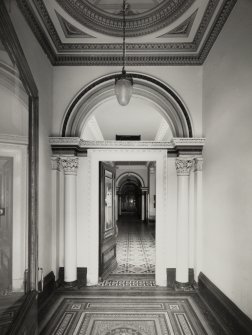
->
[
  {"left": 61, "top": 157, "right": 79, "bottom": 175},
  {"left": 175, "top": 158, "right": 193, "bottom": 176}
]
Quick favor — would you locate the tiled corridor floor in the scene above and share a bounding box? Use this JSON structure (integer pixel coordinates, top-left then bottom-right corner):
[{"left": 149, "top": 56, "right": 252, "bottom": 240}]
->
[
  {"left": 99, "top": 213, "right": 156, "bottom": 286},
  {"left": 112, "top": 214, "right": 155, "bottom": 276},
  {"left": 39, "top": 288, "right": 225, "bottom": 335}
]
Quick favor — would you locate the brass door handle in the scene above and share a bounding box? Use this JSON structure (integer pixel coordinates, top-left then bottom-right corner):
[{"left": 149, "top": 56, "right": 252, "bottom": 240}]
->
[{"left": 0, "top": 208, "right": 5, "bottom": 216}]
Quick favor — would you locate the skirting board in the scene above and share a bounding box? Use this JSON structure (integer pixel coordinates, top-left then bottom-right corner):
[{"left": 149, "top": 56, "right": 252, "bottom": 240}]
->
[
  {"left": 38, "top": 271, "right": 56, "bottom": 308},
  {"left": 198, "top": 272, "right": 252, "bottom": 335}
]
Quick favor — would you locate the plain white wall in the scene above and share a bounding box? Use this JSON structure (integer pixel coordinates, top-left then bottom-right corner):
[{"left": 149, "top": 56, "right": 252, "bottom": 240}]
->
[
  {"left": 76, "top": 156, "right": 90, "bottom": 269},
  {"left": 52, "top": 66, "right": 202, "bottom": 137},
  {"left": 9, "top": 1, "right": 54, "bottom": 277},
  {"left": 202, "top": 0, "right": 252, "bottom": 318}
]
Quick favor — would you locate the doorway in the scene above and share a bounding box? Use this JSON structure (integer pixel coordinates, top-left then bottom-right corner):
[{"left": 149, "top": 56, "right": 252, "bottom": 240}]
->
[
  {"left": 99, "top": 160, "right": 156, "bottom": 285},
  {"left": 87, "top": 148, "right": 167, "bottom": 286}
]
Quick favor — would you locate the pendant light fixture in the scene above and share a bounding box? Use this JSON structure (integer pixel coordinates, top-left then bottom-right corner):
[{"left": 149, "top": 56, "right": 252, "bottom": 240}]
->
[{"left": 115, "top": 0, "right": 133, "bottom": 106}]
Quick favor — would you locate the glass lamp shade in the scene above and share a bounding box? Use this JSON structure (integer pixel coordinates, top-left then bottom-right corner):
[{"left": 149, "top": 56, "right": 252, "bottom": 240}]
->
[{"left": 115, "top": 77, "right": 133, "bottom": 106}]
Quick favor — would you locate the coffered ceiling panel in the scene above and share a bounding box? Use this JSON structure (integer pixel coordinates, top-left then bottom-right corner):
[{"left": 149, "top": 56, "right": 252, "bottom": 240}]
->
[{"left": 17, "top": 0, "right": 237, "bottom": 65}]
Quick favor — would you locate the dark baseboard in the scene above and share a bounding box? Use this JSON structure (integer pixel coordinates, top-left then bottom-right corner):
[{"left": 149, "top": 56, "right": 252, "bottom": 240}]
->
[
  {"left": 8, "top": 291, "right": 38, "bottom": 334},
  {"left": 58, "top": 267, "right": 87, "bottom": 287},
  {"left": 167, "top": 268, "right": 194, "bottom": 289},
  {"left": 198, "top": 272, "right": 252, "bottom": 335},
  {"left": 167, "top": 268, "right": 176, "bottom": 289},
  {"left": 38, "top": 271, "right": 56, "bottom": 308}
]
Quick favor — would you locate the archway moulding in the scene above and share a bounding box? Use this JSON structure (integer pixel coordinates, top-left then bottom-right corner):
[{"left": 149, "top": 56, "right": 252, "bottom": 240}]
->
[
  {"left": 116, "top": 172, "right": 145, "bottom": 188},
  {"left": 60, "top": 72, "right": 194, "bottom": 139}
]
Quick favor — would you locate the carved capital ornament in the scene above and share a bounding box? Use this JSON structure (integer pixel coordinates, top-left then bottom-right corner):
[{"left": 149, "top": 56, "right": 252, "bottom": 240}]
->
[
  {"left": 175, "top": 158, "right": 193, "bottom": 176},
  {"left": 61, "top": 157, "right": 79, "bottom": 175}
]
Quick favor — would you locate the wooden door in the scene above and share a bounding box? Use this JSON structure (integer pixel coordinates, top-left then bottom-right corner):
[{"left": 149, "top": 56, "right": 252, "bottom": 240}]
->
[
  {"left": 0, "top": 157, "right": 13, "bottom": 290},
  {"left": 99, "top": 162, "right": 117, "bottom": 280}
]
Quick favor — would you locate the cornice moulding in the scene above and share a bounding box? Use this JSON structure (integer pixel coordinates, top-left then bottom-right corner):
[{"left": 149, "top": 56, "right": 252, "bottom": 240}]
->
[
  {"left": 17, "top": 0, "right": 237, "bottom": 66},
  {"left": 172, "top": 138, "right": 205, "bottom": 146}
]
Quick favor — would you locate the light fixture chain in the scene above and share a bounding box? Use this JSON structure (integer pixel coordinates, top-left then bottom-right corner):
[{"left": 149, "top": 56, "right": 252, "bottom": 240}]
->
[{"left": 123, "top": 0, "right": 126, "bottom": 72}]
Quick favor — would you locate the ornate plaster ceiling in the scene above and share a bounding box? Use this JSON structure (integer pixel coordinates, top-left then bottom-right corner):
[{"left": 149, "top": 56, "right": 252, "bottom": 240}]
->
[{"left": 18, "top": 0, "right": 237, "bottom": 65}]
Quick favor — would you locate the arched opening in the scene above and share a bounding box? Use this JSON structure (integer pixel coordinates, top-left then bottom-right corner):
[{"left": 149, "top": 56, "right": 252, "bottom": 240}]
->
[
  {"left": 118, "top": 175, "right": 142, "bottom": 217},
  {"left": 57, "top": 73, "right": 197, "bottom": 286},
  {"left": 61, "top": 72, "right": 193, "bottom": 140}
]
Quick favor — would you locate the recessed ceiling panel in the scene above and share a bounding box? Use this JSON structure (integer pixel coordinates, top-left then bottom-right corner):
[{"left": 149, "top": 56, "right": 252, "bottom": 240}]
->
[{"left": 17, "top": 0, "right": 237, "bottom": 65}]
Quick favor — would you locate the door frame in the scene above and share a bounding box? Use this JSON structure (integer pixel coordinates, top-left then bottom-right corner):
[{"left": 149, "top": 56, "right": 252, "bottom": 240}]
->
[{"left": 86, "top": 148, "right": 168, "bottom": 286}]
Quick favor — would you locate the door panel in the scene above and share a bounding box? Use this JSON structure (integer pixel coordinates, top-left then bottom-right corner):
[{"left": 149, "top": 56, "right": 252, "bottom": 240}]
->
[{"left": 99, "top": 162, "right": 117, "bottom": 280}]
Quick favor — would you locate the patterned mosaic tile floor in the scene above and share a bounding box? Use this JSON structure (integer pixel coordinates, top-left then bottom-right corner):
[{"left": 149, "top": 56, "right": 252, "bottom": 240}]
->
[
  {"left": 40, "top": 292, "right": 222, "bottom": 335},
  {"left": 100, "top": 214, "right": 156, "bottom": 287}
]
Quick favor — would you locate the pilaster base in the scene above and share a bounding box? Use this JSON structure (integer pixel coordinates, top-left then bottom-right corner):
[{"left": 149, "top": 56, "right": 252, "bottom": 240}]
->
[
  {"left": 58, "top": 267, "right": 87, "bottom": 288},
  {"left": 175, "top": 281, "right": 190, "bottom": 289},
  {"left": 167, "top": 268, "right": 195, "bottom": 289},
  {"left": 62, "top": 280, "right": 77, "bottom": 288}
]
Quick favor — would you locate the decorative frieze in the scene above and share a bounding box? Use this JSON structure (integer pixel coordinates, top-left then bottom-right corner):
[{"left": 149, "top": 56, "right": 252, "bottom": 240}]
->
[
  {"left": 172, "top": 138, "right": 206, "bottom": 146},
  {"left": 61, "top": 157, "right": 78, "bottom": 175},
  {"left": 175, "top": 158, "right": 193, "bottom": 176}
]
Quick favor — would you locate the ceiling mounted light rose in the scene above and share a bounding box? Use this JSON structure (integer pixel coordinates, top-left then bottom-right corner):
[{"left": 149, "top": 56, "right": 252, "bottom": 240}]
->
[{"left": 115, "top": 0, "right": 133, "bottom": 106}]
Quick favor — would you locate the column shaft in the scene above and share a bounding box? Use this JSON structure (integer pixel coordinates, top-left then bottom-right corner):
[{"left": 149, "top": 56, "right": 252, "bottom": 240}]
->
[
  {"left": 175, "top": 158, "right": 193, "bottom": 284},
  {"left": 64, "top": 174, "right": 77, "bottom": 282},
  {"left": 61, "top": 157, "right": 78, "bottom": 283},
  {"left": 119, "top": 196, "right": 122, "bottom": 215},
  {"left": 141, "top": 193, "right": 145, "bottom": 221},
  {"left": 115, "top": 194, "right": 118, "bottom": 221}
]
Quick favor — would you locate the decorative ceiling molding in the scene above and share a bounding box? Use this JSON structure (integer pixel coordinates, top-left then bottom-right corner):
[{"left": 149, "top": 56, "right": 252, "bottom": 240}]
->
[
  {"left": 158, "top": 10, "right": 198, "bottom": 38},
  {"left": 17, "top": 0, "right": 237, "bottom": 65},
  {"left": 55, "top": 11, "right": 95, "bottom": 38},
  {"left": 55, "top": 0, "right": 195, "bottom": 37}
]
